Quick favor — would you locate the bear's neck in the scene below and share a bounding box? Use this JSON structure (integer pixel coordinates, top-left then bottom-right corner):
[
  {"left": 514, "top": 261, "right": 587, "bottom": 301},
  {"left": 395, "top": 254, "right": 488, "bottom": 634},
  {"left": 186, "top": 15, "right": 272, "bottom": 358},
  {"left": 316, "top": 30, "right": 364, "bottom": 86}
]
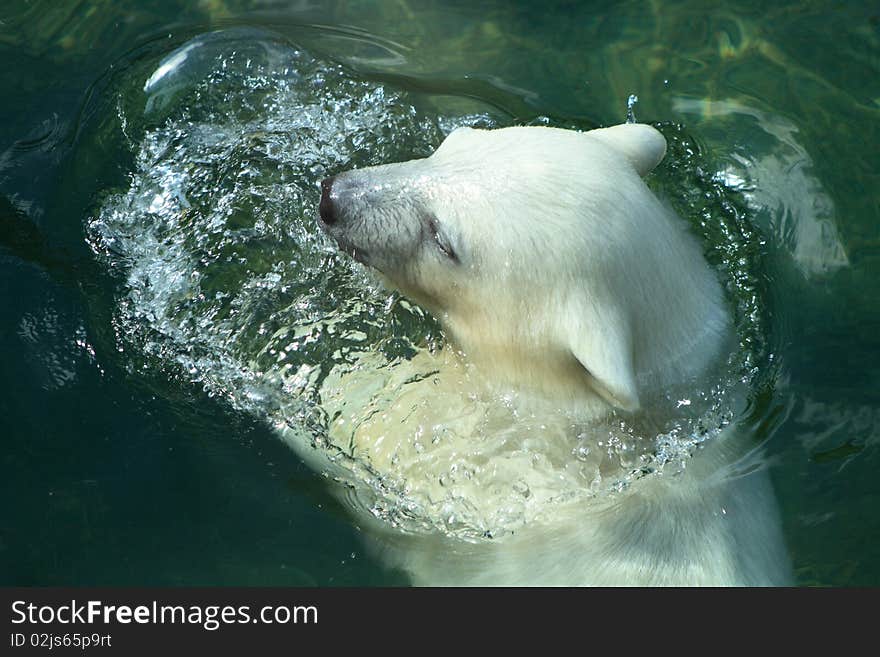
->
[{"left": 438, "top": 278, "right": 731, "bottom": 421}]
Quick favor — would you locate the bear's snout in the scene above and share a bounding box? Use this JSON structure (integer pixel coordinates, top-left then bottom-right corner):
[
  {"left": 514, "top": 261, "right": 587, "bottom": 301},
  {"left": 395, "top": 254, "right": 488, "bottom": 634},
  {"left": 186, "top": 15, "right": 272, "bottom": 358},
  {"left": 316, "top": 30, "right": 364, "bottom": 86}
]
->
[{"left": 319, "top": 176, "right": 337, "bottom": 225}]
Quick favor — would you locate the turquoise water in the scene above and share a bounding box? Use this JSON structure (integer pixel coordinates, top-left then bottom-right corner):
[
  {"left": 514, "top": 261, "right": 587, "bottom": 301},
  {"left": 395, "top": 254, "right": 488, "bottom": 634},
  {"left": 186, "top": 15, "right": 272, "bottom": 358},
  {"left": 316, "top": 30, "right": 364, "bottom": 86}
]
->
[{"left": 1, "top": 0, "right": 878, "bottom": 586}]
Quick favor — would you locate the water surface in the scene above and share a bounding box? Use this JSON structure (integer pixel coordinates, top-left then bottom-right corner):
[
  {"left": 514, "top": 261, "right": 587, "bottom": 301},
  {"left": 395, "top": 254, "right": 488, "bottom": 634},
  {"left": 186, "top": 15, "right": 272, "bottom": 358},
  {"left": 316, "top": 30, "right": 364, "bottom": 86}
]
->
[{"left": 1, "top": 0, "right": 878, "bottom": 586}]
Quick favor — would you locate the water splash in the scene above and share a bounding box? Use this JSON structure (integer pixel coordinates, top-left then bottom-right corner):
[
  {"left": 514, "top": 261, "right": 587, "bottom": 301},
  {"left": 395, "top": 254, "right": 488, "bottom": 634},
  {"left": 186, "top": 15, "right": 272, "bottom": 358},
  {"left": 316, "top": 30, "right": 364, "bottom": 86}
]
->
[
  {"left": 626, "top": 93, "right": 639, "bottom": 123},
  {"left": 89, "top": 27, "right": 449, "bottom": 464},
  {"left": 88, "top": 28, "right": 765, "bottom": 541}
]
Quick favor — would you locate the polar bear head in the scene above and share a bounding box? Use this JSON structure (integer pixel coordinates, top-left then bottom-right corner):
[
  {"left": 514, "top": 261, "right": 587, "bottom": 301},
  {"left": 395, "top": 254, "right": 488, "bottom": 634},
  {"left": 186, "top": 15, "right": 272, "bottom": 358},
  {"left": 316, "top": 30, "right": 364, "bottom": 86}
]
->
[{"left": 319, "top": 124, "right": 729, "bottom": 416}]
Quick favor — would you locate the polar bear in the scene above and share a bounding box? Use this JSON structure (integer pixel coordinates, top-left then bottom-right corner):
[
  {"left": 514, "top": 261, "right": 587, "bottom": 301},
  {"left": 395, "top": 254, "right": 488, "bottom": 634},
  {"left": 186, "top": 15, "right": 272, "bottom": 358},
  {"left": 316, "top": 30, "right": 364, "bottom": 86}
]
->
[{"left": 312, "top": 123, "right": 791, "bottom": 586}]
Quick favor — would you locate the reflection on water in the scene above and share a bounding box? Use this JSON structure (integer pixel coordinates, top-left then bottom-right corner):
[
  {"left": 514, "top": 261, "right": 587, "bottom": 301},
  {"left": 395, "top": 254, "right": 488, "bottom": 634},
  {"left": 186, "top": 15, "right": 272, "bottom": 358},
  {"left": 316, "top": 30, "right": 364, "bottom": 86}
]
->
[
  {"left": 1, "top": 0, "right": 878, "bottom": 585},
  {"left": 673, "top": 97, "right": 848, "bottom": 277}
]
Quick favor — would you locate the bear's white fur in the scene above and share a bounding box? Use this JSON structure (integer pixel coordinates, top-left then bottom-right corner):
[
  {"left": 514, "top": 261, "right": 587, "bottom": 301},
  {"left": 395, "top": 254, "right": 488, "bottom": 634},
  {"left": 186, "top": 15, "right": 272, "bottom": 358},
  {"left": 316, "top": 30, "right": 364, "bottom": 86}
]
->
[{"left": 310, "top": 123, "right": 791, "bottom": 586}]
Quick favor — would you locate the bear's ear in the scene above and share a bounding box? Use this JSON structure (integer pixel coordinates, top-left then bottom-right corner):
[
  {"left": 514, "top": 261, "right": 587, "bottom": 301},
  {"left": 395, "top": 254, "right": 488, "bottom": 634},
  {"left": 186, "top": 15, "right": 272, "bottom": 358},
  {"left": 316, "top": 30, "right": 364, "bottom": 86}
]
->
[
  {"left": 566, "top": 304, "right": 640, "bottom": 412},
  {"left": 441, "top": 126, "right": 477, "bottom": 146},
  {"left": 434, "top": 126, "right": 477, "bottom": 158},
  {"left": 588, "top": 123, "right": 667, "bottom": 177}
]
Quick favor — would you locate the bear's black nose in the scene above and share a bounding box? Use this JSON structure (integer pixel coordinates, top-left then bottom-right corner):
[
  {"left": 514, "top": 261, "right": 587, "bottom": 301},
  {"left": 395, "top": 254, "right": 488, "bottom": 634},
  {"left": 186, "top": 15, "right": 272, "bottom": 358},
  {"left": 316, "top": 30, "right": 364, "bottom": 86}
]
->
[{"left": 319, "top": 177, "right": 336, "bottom": 225}]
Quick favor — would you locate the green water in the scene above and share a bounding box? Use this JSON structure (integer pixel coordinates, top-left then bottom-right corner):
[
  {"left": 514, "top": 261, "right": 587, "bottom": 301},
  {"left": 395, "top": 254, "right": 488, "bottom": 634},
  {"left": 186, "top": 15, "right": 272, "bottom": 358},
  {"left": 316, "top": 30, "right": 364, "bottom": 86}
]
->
[{"left": 1, "top": 0, "right": 878, "bottom": 586}]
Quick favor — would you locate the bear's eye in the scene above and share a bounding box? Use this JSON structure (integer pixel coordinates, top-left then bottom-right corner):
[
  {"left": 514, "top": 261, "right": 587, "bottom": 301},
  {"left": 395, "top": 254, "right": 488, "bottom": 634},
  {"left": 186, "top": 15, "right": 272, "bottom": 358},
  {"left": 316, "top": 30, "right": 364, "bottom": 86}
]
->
[{"left": 426, "top": 217, "right": 459, "bottom": 263}]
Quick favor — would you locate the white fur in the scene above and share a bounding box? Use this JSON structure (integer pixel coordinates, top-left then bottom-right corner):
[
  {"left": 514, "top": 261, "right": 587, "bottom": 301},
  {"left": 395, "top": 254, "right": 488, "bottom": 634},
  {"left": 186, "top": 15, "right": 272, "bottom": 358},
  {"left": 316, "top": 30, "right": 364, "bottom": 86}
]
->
[{"left": 310, "top": 123, "right": 791, "bottom": 586}]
